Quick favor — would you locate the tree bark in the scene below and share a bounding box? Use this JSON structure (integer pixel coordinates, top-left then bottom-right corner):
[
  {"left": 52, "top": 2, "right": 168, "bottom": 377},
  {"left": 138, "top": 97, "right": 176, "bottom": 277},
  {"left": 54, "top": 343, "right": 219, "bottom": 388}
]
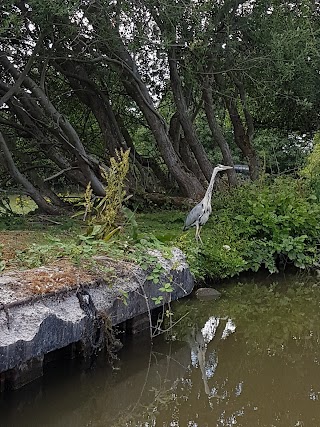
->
[
  {"left": 123, "top": 79, "right": 204, "bottom": 198},
  {"left": 117, "top": 114, "right": 172, "bottom": 191},
  {"left": 55, "top": 61, "right": 122, "bottom": 157},
  {"left": 168, "top": 47, "right": 213, "bottom": 182},
  {"left": 1, "top": 90, "right": 89, "bottom": 189},
  {"left": 4, "top": 136, "right": 66, "bottom": 207},
  {"left": 55, "top": 60, "right": 174, "bottom": 192},
  {"left": 0, "top": 131, "right": 61, "bottom": 214},
  {"left": 169, "top": 112, "right": 207, "bottom": 186},
  {"left": 226, "top": 96, "right": 260, "bottom": 180},
  {"left": 202, "top": 77, "right": 238, "bottom": 187},
  {"left": 215, "top": 73, "right": 260, "bottom": 180},
  {"left": 0, "top": 53, "right": 106, "bottom": 196},
  {"left": 92, "top": 22, "right": 205, "bottom": 198}
]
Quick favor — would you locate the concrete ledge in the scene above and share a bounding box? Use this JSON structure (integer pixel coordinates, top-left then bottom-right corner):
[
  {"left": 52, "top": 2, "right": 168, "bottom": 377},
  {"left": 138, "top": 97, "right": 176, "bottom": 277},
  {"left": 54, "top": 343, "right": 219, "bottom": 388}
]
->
[{"left": 0, "top": 248, "right": 194, "bottom": 388}]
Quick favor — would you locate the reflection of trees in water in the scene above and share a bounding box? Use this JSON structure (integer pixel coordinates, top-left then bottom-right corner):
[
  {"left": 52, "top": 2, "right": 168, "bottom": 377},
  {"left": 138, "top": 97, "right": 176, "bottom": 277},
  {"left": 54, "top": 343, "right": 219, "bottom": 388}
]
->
[
  {"left": 109, "top": 282, "right": 320, "bottom": 426},
  {"left": 8, "top": 280, "right": 319, "bottom": 427},
  {"left": 173, "top": 281, "right": 320, "bottom": 356},
  {"left": 108, "top": 316, "right": 238, "bottom": 425},
  {"left": 108, "top": 282, "right": 320, "bottom": 426},
  {"left": 108, "top": 344, "right": 189, "bottom": 427}
]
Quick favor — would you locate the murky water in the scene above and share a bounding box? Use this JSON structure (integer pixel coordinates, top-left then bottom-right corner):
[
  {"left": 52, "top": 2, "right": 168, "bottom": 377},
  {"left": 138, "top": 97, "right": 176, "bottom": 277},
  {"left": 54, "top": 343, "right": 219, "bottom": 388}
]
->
[{"left": 2, "top": 274, "right": 320, "bottom": 427}]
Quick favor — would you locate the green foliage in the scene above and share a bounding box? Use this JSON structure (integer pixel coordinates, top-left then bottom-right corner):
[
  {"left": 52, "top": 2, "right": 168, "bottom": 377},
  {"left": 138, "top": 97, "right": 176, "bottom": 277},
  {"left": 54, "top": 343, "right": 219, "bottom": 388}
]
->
[
  {"left": 176, "top": 177, "right": 320, "bottom": 280},
  {"left": 3, "top": 177, "right": 320, "bottom": 285},
  {"left": 15, "top": 236, "right": 104, "bottom": 269},
  {"left": 254, "top": 130, "right": 310, "bottom": 175},
  {"left": 230, "top": 179, "right": 320, "bottom": 272},
  {"left": 80, "top": 149, "right": 130, "bottom": 240},
  {"left": 159, "top": 282, "right": 173, "bottom": 293},
  {"left": 301, "top": 133, "right": 320, "bottom": 199},
  {"left": 151, "top": 295, "right": 163, "bottom": 305},
  {"left": 146, "top": 262, "right": 164, "bottom": 284},
  {"left": 244, "top": 1, "right": 320, "bottom": 132},
  {"left": 177, "top": 222, "right": 246, "bottom": 280}
]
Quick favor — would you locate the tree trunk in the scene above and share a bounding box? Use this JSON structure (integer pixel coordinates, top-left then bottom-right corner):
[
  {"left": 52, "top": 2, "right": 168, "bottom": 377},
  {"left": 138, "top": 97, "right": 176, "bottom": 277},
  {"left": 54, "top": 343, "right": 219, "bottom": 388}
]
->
[
  {"left": 226, "top": 96, "right": 260, "bottom": 180},
  {"left": 169, "top": 112, "right": 207, "bottom": 186},
  {"left": 0, "top": 131, "right": 61, "bottom": 214},
  {"left": 80, "top": 5, "right": 206, "bottom": 198},
  {"left": 215, "top": 73, "right": 260, "bottom": 180},
  {"left": 117, "top": 115, "right": 173, "bottom": 191},
  {"left": 96, "top": 31, "right": 205, "bottom": 197},
  {"left": 168, "top": 47, "right": 213, "bottom": 182},
  {"left": 5, "top": 137, "right": 67, "bottom": 207},
  {"left": 123, "top": 79, "right": 204, "bottom": 198},
  {"left": 202, "top": 78, "right": 238, "bottom": 187},
  {"left": 4, "top": 92, "right": 89, "bottom": 189},
  {"left": 55, "top": 61, "right": 122, "bottom": 157},
  {"left": 179, "top": 138, "right": 208, "bottom": 188},
  {"left": 168, "top": 112, "right": 181, "bottom": 154},
  {"left": 55, "top": 60, "right": 174, "bottom": 192},
  {"left": 0, "top": 53, "right": 106, "bottom": 196}
]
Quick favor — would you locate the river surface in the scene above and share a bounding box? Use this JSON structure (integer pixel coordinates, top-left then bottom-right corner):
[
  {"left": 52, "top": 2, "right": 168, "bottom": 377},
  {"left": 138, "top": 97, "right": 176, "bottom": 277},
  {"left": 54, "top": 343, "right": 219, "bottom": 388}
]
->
[{"left": 1, "top": 274, "right": 320, "bottom": 427}]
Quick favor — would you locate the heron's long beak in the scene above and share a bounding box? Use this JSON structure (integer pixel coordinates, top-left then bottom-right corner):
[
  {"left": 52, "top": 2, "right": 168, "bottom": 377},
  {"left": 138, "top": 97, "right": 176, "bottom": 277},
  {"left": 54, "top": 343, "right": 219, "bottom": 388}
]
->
[{"left": 223, "top": 166, "right": 233, "bottom": 170}]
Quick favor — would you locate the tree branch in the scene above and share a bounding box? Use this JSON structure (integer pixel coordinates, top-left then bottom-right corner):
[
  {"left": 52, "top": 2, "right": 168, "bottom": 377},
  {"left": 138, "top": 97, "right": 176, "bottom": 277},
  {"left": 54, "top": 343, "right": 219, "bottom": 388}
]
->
[
  {"left": 0, "top": 35, "right": 43, "bottom": 108},
  {"left": 44, "top": 167, "right": 79, "bottom": 182}
]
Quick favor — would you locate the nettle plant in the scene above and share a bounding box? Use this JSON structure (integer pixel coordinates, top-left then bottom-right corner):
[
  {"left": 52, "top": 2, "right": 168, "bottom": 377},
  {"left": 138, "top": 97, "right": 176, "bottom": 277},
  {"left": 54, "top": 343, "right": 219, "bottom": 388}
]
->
[{"left": 237, "top": 179, "right": 320, "bottom": 271}]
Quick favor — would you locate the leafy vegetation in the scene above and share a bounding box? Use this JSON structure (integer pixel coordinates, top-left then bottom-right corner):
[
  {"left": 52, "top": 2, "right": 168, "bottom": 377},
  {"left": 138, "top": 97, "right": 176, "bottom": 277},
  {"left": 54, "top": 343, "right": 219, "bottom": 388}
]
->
[
  {"left": 178, "top": 177, "right": 320, "bottom": 279},
  {"left": 77, "top": 149, "right": 130, "bottom": 240},
  {"left": 302, "top": 132, "right": 320, "bottom": 200},
  {"left": 0, "top": 1, "right": 319, "bottom": 209},
  {"left": 2, "top": 173, "right": 320, "bottom": 283},
  {"left": 1, "top": 102, "right": 320, "bottom": 284}
]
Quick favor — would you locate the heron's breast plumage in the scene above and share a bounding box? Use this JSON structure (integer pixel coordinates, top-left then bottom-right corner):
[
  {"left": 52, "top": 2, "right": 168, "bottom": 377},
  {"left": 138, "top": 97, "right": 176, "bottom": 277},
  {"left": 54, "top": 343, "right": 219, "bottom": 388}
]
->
[
  {"left": 199, "top": 208, "right": 211, "bottom": 226},
  {"left": 184, "top": 202, "right": 204, "bottom": 229}
]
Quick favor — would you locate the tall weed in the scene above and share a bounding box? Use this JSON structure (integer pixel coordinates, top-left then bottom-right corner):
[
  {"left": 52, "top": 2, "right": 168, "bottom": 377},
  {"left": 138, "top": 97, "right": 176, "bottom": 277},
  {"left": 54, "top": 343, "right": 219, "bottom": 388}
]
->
[{"left": 79, "top": 149, "right": 130, "bottom": 240}]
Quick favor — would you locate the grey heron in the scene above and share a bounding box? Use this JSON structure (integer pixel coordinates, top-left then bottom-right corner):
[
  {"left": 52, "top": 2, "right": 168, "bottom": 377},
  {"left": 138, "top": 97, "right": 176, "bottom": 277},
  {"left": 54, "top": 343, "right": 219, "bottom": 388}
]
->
[{"left": 183, "top": 164, "right": 233, "bottom": 243}]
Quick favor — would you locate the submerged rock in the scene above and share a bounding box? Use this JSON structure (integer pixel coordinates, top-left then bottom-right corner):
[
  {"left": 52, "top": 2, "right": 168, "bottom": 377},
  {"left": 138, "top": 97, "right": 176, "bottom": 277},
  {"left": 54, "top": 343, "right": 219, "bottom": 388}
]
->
[{"left": 195, "top": 288, "right": 221, "bottom": 301}]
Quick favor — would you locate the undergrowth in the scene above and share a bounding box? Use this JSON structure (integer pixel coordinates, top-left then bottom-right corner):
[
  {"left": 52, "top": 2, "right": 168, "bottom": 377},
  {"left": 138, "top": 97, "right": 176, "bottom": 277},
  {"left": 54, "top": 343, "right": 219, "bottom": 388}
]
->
[
  {"left": 179, "top": 177, "right": 320, "bottom": 280},
  {"left": 2, "top": 176, "right": 320, "bottom": 283}
]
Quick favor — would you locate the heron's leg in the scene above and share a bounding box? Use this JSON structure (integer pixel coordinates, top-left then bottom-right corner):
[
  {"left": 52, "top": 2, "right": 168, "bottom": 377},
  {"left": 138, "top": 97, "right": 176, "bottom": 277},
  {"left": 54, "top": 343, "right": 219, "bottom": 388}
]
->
[
  {"left": 195, "top": 222, "right": 199, "bottom": 241},
  {"left": 195, "top": 223, "right": 203, "bottom": 244},
  {"left": 198, "top": 226, "right": 203, "bottom": 245}
]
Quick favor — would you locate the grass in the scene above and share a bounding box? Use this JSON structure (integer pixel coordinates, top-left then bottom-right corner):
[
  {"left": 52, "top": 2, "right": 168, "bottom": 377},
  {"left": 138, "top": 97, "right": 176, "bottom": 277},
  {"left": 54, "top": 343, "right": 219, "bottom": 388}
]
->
[
  {"left": 136, "top": 210, "right": 185, "bottom": 242},
  {"left": 3, "top": 177, "right": 320, "bottom": 281},
  {"left": 0, "top": 214, "right": 84, "bottom": 270},
  {"left": 0, "top": 207, "right": 190, "bottom": 272}
]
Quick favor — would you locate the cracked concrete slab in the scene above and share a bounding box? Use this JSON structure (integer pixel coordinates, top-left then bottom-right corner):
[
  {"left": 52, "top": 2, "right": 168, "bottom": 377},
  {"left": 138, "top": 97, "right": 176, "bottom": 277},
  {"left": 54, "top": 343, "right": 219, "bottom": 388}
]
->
[{"left": 0, "top": 248, "right": 194, "bottom": 386}]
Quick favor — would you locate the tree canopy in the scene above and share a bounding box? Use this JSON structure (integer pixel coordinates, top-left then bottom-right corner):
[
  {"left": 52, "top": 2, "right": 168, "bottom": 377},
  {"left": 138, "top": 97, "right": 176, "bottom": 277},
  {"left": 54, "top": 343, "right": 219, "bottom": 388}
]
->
[{"left": 0, "top": 0, "right": 319, "bottom": 212}]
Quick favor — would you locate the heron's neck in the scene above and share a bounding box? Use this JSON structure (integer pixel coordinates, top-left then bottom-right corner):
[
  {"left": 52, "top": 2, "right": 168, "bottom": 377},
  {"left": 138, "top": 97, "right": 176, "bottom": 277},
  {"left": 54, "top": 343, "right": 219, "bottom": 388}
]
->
[{"left": 204, "top": 168, "right": 219, "bottom": 204}]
